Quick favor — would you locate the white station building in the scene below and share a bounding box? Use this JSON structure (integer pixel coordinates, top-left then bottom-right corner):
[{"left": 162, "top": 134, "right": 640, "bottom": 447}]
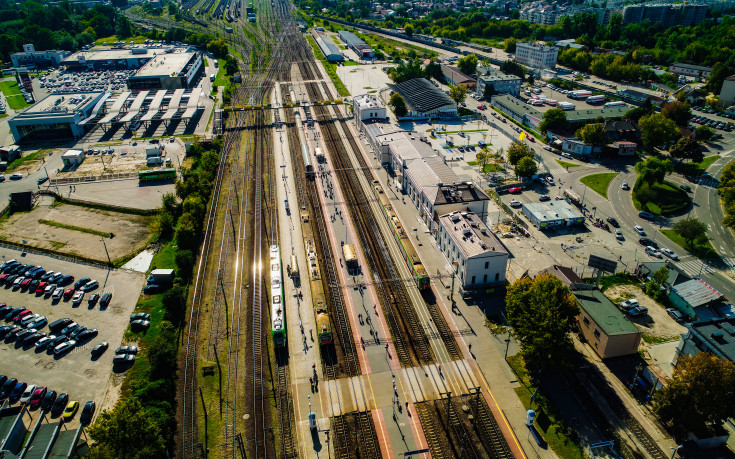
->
[{"left": 8, "top": 92, "right": 105, "bottom": 142}]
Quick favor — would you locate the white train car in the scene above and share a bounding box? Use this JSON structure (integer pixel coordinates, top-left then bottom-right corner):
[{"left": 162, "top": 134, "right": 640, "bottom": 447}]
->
[{"left": 270, "top": 244, "right": 286, "bottom": 346}]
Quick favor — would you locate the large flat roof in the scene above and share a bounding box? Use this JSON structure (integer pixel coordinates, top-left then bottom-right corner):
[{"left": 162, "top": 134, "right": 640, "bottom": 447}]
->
[
  {"left": 573, "top": 289, "right": 640, "bottom": 336},
  {"left": 687, "top": 317, "right": 735, "bottom": 362},
  {"left": 133, "top": 52, "right": 196, "bottom": 78},
  {"left": 439, "top": 211, "right": 507, "bottom": 259},
  {"left": 523, "top": 201, "right": 584, "bottom": 221},
  {"left": 387, "top": 78, "right": 455, "bottom": 113},
  {"left": 62, "top": 47, "right": 155, "bottom": 63},
  {"left": 12, "top": 91, "right": 103, "bottom": 121}
]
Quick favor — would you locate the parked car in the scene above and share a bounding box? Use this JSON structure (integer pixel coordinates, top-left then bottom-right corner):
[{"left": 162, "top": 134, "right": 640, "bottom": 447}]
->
[
  {"left": 634, "top": 226, "right": 646, "bottom": 235},
  {"left": 100, "top": 293, "right": 112, "bottom": 307},
  {"left": 70, "top": 326, "right": 87, "bottom": 339},
  {"left": 9, "top": 382, "right": 28, "bottom": 402},
  {"left": 76, "top": 328, "right": 98, "bottom": 342},
  {"left": 638, "top": 237, "right": 658, "bottom": 248},
  {"left": 35, "top": 335, "right": 55, "bottom": 350},
  {"left": 74, "top": 277, "right": 91, "bottom": 289},
  {"left": 606, "top": 217, "right": 619, "bottom": 227},
  {"left": 40, "top": 389, "right": 57, "bottom": 411},
  {"left": 44, "top": 284, "right": 55, "bottom": 295},
  {"left": 0, "top": 378, "right": 17, "bottom": 400},
  {"left": 508, "top": 187, "right": 522, "bottom": 194},
  {"left": 47, "top": 335, "right": 69, "bottom": 349},
  {"left": 539, "top": 195, "right": 551, "bottom": 201},
  {"left": 638, "top": 211, "right": 655, "bottom": 219},
  {"left": 51, "top": 288, "right": 64, "bottom": 300},
  {"left": 113, "top": 353, "right": 135, "bottom": 364},
  {"left": 667, "top": 308, "right": 684, "bottom": 323},
  {"left": 91, "top": 341, "right": 108, "bottom": 357},
  {"left": 29, "top": 386, "right": 47, "bottom": 407},
  {"left": 35, "top": 282, "right": 48, "bottom": 294},
  {"left": 80, "top": 401, "right": 96, "bottom": 425},
  {"left": 680, "top": 184, "right": 691, "bottom": 192},
  {"left": 131, "top": 319, "right": 150, "bottom": 330},
  {"left": 60, "top": 323, "right": 79, "bottom": 336},
  {"left": 130, "top": 312, "right": 151, "bottom": 322},
  {"left": 54, "top": 340, "right": 76, "bottom": 355},
  {"left": 20, "top": 384, "right": 38, "bottom": 404},
  {"left": 62, "top": 400, "right": 79, "bottom": 421},
  {"left": 59, "top": 275, "right": 74, "bottom": 286},
  {"left": 116, "top": 345, "right": 138, "bottom": 355},
  {"left": 49, "top": 318, "right": 73, "bottom": 333},
  {"left": 620, "top": 299, "right": 639, "bottom": 309},
  {"left": 26, "top": 316, "right": 47, "bottom": 330},
  {"left": 63, "top": 288, "right": 75, "bottom": 300},
  {"left": 81, "top": 280, "right": 98, "bottom": 292},
  {"left": 88, "top": 294, "right": 100, "bottom": 306},
  {"left": 72, "top": 291, "right": 84, "bottom": 304},
  {"left": 615, "top": 230, "right": 624, "bottom": 240},
  {"left": 628, "top": 306, "right": 649, "bottom": 317},
  {"left": 509, "top": 200, "right": 522, "bottom": 208},
  {"left": 51, "top": 393, "right": 69, "bottom": 416}
]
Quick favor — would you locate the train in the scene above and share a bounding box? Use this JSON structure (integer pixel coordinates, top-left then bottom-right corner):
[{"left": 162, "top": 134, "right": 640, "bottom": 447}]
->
[
  {"left": 302, "top": 143, "right": 314, "bottom": 179},
  {"left": 373, "top": 181, "right": 430, "bottom": 290},
  {"left": 270, "top": 244, "right": 286, "bottom": 346},
  {"left": 306, "top": 236, "right": 333, "bottom": 345}
]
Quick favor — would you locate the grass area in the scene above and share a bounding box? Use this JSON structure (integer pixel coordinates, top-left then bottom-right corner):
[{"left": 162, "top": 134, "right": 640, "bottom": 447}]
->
[
  {"left": 213, "top": 59, "right": 228, "bottom": 87},
  {"left": 642, "top": 334, "right": 677, "bottom": 345},
  {"left": 38, "top": 219, "right": 112, "bottom": 238},
  {"left": 467, "top": 161, "right": 504, "bottom": 172},
  {"left": 660, "top": 229, "right": 719, "bottom": 259},
  {"left": 556, "top": 160, "right": 580, "bottom": 168},
  {"left": 307, "top": 35, "right": 349, "bottom": 97},
  {"left": 356, "top": 30, "right": 438, "bottom": 59},
  {"left": 0, "top": 80, "right": 29, "bottom": 110},
  {"left": 6, "top": 148, "right": 51, "bottom": 173},
  {"left": 343, "top": 60, "right": 360, "bottom": 66},
  {"left": 632, "top": 180, "right": 689, "bottom": 215},
  {"left": 592, "top": 272, "right": 637, "bottom": 291},
  {"left": 580, "top": 172, "right": 618, "bottom": 199},
  {"left": 674, "top": 155, "right": 719, "bottom": 176},
  {"left": 95, "top": 35, "right": 150, "bottom": 45},
  {"left": 507, "top": 354, "right": 586, "bottom": 459},
  {"left": 458, "top": 107, "right": 475, "bottom": 116}
]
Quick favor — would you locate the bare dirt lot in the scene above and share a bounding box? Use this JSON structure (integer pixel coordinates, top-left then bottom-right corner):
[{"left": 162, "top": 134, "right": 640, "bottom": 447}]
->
[
  {"left": 605, "top": 285, "right": 687, "bottom": 342},
  {"left": 56, "top": 140, "right": 185, "bottom": 178},
  {"left": 0, "top": 197, "right": 152, "bottom": 262},
  {"left": 0, "top": 250, "right": 145, "bottom": 428}
]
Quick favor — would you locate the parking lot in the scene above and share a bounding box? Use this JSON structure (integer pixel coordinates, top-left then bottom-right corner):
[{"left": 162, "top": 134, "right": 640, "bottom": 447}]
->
[
  {"left": 604, "top": 284, "right": 687, "bottom": 341},
  {"left": 39, "top": 69, "right": 135, "bottom": 95},
  {"left": 0, "top": 250, "right": 145, "bottom": 427}
]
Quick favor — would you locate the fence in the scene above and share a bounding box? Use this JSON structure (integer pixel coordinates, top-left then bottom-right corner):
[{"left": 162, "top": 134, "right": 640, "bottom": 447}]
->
[
  {"left": 37, "top": 190, "right": 158, "bottom": 216},
  {"left": 50, "top": 171, "right": 137, "bottom": 185},
  {"left": 0, "top": 239, "right": 114, "bottom": 270},
  {"left": 486, "top": 188, "right": 528, "bottom": 229}
]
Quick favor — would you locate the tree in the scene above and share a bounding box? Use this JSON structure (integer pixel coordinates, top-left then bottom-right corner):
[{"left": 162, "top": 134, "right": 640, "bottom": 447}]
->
[
  {"left": 506, "top": 274, "right": 579, "bottom": 373},
  {"left": 175, "top": 249, "right": 195, "bottom": 281},
  {"left": 624, "top": 98, "right": 654, "bottom": 123},
  {"left": 720, "top": 161, "right": 735, "bottom": 228},
  {"left": 404, "top": 24, "right": 414, "bottom": 36},
  {"left": 503, "top": 37, "right": 517, "bottom": 53},
  {"left": 538, "top": 108, "right": 568, "bottom": 133},
  {"left": 669, "top": 137, "right": 703, "bottom": 163},
  {"left": 389, "top": 59, "right": 425, "bottom": 83},
  {"left": 115, "top": 15, "right": 132, "bottom": 38},
  {"left": 639, "top": 113, "right": 681, "bottom": 150},
  {"left": 500, "top": 60, "right": 525, "bottom": 80},
  {"left": 696, "top": 125, "right": 715, "bottom": 143},
  {"left": 672, "top": 218, "right": 708, "bottom": 246},
  {"left": 661, "top": 101, "right": 692, "bottom": 126},
  {"left": 224, "top": 55, "right": 238, "bottom": 76},
  {"left": 634, "top": 157, "right": 673, "bottom": 185},
  {"left": 576, "top": 123, "right": 608, "bottom": 146},
  {"left": 482, "top": 83, "right": 496, "bottom": 100},
  {"left": 526, "top": 74, "right": 535, "bottom": 86},
  {"left": 507, "top": 142, "right": 534, "bottom": 165},
  {"left": 457, "top": 54, "right": 478, "bottom": 75},
  {"left": 646, "top": 266, "right": 669, "bottom": 298},
  {"left": 448, "top": 84, "right": 467, "bottom": 108},
  {"left": 87, "top": 397, "right": 166, "bottom": 458},
  {"left": 425, "top": 61, "right": 443, "bottom": 81},
  {"left": 175, "top": 212, "right": 199, "bottom": 250},
  {"left": 515, "top": 156, "right": 538, "bottom": 178},
  {"left": 475, "top": 148, "right": 489, "bottom": 173},
  {"left": 389, "top": 93, "right": 407, "bottom": 118},
  {"left": 653, "top": 353, "right": 735, "bottom": 434}
]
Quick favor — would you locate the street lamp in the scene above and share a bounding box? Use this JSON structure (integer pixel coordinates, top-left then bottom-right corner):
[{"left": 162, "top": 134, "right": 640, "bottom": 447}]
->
[{"left": 670, "top": 445, "right": 683, "bottom": 458}]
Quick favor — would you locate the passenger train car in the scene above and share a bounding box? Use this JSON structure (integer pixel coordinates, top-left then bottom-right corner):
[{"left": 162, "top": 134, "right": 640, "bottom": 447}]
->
[
  {"left": 302, "top": 143, "right": 314, "bottom": 179},
  {"left": 373, "top": 181, "right": 430, "bottom": 289},
  {"left": 306, "top": 235, "right": 333, "bottom": 346},
  {"left": 270, "top": 245, "right": 286, "bottom": 346}
]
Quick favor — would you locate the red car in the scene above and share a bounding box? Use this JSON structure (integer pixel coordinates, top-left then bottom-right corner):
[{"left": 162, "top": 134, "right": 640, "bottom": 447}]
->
[
  {"left": 63, "top": 288, "right": 75, "bottom": 300},
  {"left": 509, "top": 187, "right": 522, "bottom": 194},
  {"left": 29, "top": 386, "right": 47, "bottom": 408},
  {"left": 20, "top": 278, "right": 31, "bottom": 289},
  {"left": 35, "top": 282, "right": 48, "bottom": 294},
  {"left": 13, "top": 309, "right": 32, "bottom": 322},
  {"left": 0, "top": 274, "right": 8, "bottom": 283}
]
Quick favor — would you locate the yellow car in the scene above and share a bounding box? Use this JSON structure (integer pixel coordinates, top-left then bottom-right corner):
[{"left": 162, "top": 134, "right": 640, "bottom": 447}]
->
[{"left": 62, "top": 400, "right": 79, "bottom": 421}]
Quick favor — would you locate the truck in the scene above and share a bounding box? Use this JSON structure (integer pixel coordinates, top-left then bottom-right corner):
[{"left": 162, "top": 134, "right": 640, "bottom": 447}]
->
[
  {"left": 586, "top": 95, "right": 606, "bottom": 104},
  {"left": 558, "top": 102, "right": 576, "bottom": 111},
  {"left": 569, "top": 90, "right": 592, "bottom": 100},
  {"left": 148, "top": 269, "right": 175, "bottom": 285},
  {"left": 210, "top": 74, "right": 215, "bottom": 82},
  {"left": 603, "top": 101, "right": 626, "bottom": 108},
  {"left": 147, "top": 156, "right": 163, "bottom": 167}
]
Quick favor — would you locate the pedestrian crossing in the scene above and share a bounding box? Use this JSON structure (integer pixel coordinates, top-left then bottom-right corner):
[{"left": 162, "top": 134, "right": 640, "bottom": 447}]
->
[
  {"left": 674, "top": 257, "right": 708, "bottom": 278},
  {"left": 697, "top": 177, "right": 719, "bottom": 188}
]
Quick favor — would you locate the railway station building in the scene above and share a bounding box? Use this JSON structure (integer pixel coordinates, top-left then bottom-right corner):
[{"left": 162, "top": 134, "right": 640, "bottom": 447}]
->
[
  {"left": 338, "top": 30, "right": 374, "bottom": 59},
  {"left": 437, "top": 211, "right": 508, "bottom": 288},
  {"left": 126, "top": 52, "right": 203, "bottom": 90},
  {"left": 353, "top": 94, "right": 387, "bottom": 123}
]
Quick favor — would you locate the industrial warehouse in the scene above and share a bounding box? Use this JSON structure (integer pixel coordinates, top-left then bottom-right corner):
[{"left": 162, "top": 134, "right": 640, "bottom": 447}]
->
[{"left": 338, "top": 30, "right": 374, "bottom": 59}]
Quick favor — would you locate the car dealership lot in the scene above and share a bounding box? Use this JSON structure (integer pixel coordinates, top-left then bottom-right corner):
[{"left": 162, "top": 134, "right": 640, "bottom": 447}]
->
[{"left": 0, "top": 250, "right": 145, "bottom": 418}]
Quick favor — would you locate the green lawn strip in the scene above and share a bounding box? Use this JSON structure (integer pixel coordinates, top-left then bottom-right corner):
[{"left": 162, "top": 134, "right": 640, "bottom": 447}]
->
[
  {"left": 0, "top": 80, "right": 29, "bottom": 110},
  {"left": 556, "top": 160, "right": 580, "bottom": 168},
  {"left": 674, "top": 155, "right": 719, "bottom": 176},
  {"left": 6, "top": 149, "right": 51, "bottom": 173},
  {"left": 593, "top": 272, "right": 638, "bottom": 291},
  {"left": 580, "top": 172, "right": 618, "bottom": 199},
  {"left": 306, "top": 35, "right": 349, "bottom": 97},
  {"left": 38, "top": 219, "right": 112, "bottom": 238},
  {"left": 4, "top": 94, "right": 28, "bottom": 110},
  {"left": 467, "top": 161, "right": 504, "bottom": 172},
  {"left": 213, "top": 59, "right": 229, "bottom": 87},
  {"left": 442, "top": 129, "right": 488, "bottom": 134},
  {"left": 343, "top": 60, "right": 360, "bottom": 66},
  {"left": 95, "top": 35, "right": 149, "bottom": 45},
  {"left": 632, "top": 180, "right": 689, "bottom": 215},
  {"left": 506, "top": 354, "right": 586, "bottom": 459},
  {"left": 660, "top": 229, "right": 719, "bottom": 259},
  {"left": 642, "top": 334, "right": 677, "bottom": 345}
]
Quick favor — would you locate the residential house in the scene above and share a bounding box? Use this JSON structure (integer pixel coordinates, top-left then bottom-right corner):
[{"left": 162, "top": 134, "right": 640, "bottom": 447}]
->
[{"left": 574, "top": 289, "right": 643, "bottom": 359}]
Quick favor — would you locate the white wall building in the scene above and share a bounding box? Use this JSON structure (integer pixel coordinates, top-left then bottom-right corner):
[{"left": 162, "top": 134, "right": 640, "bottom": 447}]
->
[
  {"left": 353, "top": 94, "right": 387, "bottom": 125},
  {"left": 720, "top": 75, "right": 735, "bottom": 107},
  {"left": 61, "top": 149, "right": 85, "bottom": 166},
  {"left": 514, "top": 42, "right": 558, "bottom": 70},
  {"left": 437, "top": 211, "right": 508, "bottom": 288}
]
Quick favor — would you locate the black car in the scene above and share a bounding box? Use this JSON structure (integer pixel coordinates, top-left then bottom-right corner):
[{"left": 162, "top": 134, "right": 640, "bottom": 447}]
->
[
  {"left": 69, "top": 326, "right": 87, "bottom": 339},
  {"left": 22, "top": 331, "right": 46, "bottom": 344},
  {"left": 0, "top": 375, "right": 6, "bottom": 388},
  {"left": 40, "top": 390, "right": 57, "bottom": 412},
  {"left": 606, "top": 217, "right": 619, "bottom": 227},
  {"left": 58, "top": 275, "right": 74, "bottom": 286},
  {"left": 0, "top": 325, "right": 14, "bottom": 338},
  {"left": 91, "top": 341, "right": 108, "bottom": 357},
  {"left": 37, "top": 176, "right": 48, "bottom": 185},
  {"left": 0, "top": 378, "right": 17, "bottom": 399},
  {"left": 29, "top": 279, "right": 39, "bottom": 291},
  {"left": 0, "top": 305, "right": 12, "bottom": 316},
  {"left": 76, "top": 328, "right": 98, "bottom": 342},
  {"left": 51, "top": 392, "right": 69, "bottom": 416},
  {"left": 100, "top": 293, "right": 112, "bottom": 307},
  {"left": 49, "top": 318, "right": 73, "bottom": 333},
  {"left": 5, "top": 274, "right": 18, "bottom": 285},
  {"left": 80, "top": 401, "right": 96, "bottom": 425},
  {"left": 639, "top": 237, "right": 658, "bottom": 248},
  {"left": 47, "top": 335, "right": 69, "bottom": 349},
  {"left": 74, "top": 277, "right": 90, "bottom": 289}
]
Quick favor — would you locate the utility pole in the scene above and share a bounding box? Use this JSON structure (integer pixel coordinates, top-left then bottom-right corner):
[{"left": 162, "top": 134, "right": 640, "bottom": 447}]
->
[{"left": 100, "top": 238, "right": 111, "bottom": 266}]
